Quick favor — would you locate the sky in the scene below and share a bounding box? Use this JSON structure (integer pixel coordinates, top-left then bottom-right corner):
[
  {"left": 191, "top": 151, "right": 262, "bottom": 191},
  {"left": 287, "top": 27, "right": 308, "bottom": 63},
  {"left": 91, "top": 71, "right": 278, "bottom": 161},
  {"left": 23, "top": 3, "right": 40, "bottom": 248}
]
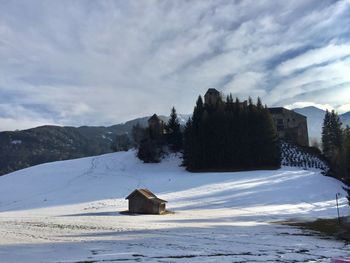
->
[{"left": 1, "top": 0, "right": 350, "bottom": 131}]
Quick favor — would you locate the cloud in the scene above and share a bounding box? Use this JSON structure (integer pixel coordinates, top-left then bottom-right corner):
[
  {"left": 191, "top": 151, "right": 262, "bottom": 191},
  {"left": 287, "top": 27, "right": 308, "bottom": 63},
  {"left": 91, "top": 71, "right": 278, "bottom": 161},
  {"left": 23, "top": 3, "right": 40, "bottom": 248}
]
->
[
  {"left": 284, "top": 101, "right": 334, "bottom": 112},
  {"left": 223, "top": 72, "right": 267, "bottom": 98},
  {"left": 337, "top": 104, "right": 350, "bottom": 113},
  {"left": 0, "top": 103, "right": 57, "bottom": 130},
  {"left": 268, "top": 58, "right": 350, "bottom": 106},
  {"left": 276, "top": 44, "right": 350, "bottom": 76},
  {"left": 0, "top": 0, "right": 350, "bottom": 131}
]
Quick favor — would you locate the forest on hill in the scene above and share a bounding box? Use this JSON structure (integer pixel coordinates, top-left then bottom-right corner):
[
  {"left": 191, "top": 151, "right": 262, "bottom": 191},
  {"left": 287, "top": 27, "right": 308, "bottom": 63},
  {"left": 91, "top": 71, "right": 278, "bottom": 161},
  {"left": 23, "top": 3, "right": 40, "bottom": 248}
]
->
[{"left": 134, "top": 93, "right": 280, "bottom": 171}]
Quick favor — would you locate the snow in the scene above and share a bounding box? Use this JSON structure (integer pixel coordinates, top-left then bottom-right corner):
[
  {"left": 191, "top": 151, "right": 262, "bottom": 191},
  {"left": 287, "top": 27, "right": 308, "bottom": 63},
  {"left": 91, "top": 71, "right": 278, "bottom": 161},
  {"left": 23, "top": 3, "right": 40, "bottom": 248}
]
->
[
  {"left": 11, "top": 140, "right": 22, "bottom": 145},
  {"left": 0, "top": 151, "right": 350, "bottom": 262},
  {"left": 281, "top": 141, "right": 329, "bottom": 173}
]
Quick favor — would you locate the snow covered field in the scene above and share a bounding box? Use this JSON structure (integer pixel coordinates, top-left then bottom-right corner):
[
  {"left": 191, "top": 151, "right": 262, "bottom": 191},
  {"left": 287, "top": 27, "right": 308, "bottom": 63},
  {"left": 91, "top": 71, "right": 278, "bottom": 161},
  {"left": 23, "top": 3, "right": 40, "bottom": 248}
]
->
[{"left": 0, "top": 151, "right": 350, "bottom": 262}]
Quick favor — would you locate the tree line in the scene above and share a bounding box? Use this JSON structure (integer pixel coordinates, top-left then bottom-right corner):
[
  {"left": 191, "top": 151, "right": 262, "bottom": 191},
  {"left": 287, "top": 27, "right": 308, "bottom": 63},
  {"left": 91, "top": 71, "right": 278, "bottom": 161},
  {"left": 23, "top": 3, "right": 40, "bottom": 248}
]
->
[
  {"left": 132, "top": 93, "right": 281, "bottom": 171},
  {"left": 132, "top": 107, "right": 182, "bottom": 163},
  {"left": 321, "top": 110, "right": 350, "bottom": 203},
  {"left": 182, "top": 95, "right": 280, "bottom": 171}
]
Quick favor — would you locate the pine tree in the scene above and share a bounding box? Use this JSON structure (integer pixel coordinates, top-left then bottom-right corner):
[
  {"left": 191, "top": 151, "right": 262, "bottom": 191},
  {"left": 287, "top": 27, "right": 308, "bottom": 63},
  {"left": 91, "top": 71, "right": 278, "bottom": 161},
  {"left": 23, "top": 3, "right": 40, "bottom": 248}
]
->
[
  {"left": 339, "top": 127, "right": 350, "bottom": 204},
  {"left": 111, "top": 134, "right": 132, "bottom": 152},
  {"left": 192, "top": 96, "right": 205, "bottom": 168},
  {"left": 137, "top": 136, "right": 161, "bottom": 163},
  {"left": 344, "top": 127, "right": 350, "bottom": 178},
  {"left": 166, "top": 107, "right": 183, "bottom": 152},
  {"left": 322, "top": 110, "right": 342, "bottom": 164},
  {"left": 182, "top": 94, "right": 281, "bottom": 171},
  {"left": 257, "top": 97, "right": 263, "bottom": 109},
  {"left": 330, "top": 110, "right": 343, "bottom": 150},
  {"left": 182, "top": 118, "right": 194, "bottom": 168},
  {"left": 132, "top": 123, "right": 146, "bottom": 147},
  {"left": 192, "top": 96, "right": 204, "bottom": 126}
]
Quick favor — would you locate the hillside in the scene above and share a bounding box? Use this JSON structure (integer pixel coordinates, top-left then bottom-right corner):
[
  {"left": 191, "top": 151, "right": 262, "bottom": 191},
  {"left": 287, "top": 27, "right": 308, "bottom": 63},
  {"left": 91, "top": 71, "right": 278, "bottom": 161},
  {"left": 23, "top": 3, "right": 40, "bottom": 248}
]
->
[
  {"left": 0, "top": 114, "right": 190, "bottom": 176},
  {"left": 2, "top": 105, "right": 350, "bottom": 176},
  {"left": 0, "top": 151, "right": 349, "bottom": 262},
  {"left": 2, "top": 106, "right": 350, "bottom": 176}
]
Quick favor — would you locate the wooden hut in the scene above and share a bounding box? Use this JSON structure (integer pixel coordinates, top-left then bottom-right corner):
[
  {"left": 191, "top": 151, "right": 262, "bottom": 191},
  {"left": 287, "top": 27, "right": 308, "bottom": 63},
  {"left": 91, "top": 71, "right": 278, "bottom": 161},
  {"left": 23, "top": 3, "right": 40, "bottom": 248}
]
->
[{"left": 126, "top": 189, "right": 167, "bottom": 214}]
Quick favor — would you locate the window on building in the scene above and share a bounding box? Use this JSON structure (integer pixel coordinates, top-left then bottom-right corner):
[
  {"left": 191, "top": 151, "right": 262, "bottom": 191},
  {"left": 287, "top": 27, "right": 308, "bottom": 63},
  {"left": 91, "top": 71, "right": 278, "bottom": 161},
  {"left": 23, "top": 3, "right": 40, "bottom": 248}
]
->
[{"left": 277, "top": 119, "right": 284, "bottom": 131}]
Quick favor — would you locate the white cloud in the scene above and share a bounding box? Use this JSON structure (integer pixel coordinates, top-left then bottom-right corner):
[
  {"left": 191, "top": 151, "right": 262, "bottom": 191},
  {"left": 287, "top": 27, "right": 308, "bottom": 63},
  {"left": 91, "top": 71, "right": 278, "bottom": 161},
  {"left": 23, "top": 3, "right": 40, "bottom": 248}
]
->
[
  {"left": 284, "top": 101, "right": 334, "bottom": 111},
  {"left": 0, "top": 118, "right": 56, "bottom": 131},
  {"left": 223, "top": 72, "right": 266, "bottom": 98},
  {"left": 277, "top": 44, "right": 350, "bottom": 76},
  {"left": 0, "top": 103, "right": 57, "bottom": 131},
  {"left": 337, "top": 104, "right": 350, "bottom": 113},
  {"left": 268, "top": 59, "right": 350, "bottom": 105},
  {"left": 1, "top": 0, "right": 350, "bottom": 130}
]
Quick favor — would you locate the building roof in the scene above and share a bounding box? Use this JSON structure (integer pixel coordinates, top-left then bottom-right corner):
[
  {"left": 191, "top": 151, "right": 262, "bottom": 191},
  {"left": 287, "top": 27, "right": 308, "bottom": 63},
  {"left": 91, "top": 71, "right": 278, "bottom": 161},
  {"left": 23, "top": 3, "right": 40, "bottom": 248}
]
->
[
  {"left": 205, "top": 88, "right": 220, "bottom": 95},
  {"left": 268, "top": 107, "right": 284, "bottom": 114},
  {"left": 268, "top": 107, "right": 306, "bottom": 118},
  {"left": 126, "top": 188, "right": 167, "bottom": 203},
  {"left": 148, "top": 114, "right": 160, "bottom": 122}
]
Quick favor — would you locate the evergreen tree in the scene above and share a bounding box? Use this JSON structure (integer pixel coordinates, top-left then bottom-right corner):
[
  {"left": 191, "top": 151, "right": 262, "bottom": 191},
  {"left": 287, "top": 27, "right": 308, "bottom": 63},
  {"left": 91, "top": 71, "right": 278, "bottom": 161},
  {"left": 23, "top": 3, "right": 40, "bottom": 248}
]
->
[
  {"left": 330, "top": 110, "right": 343, "bottom": 149},
  {"left": 183, "top": 95, "right": 280, "bottom": 171},
  {"left": 339, "top": 127, "right": 350, "bottom": 204},
  {"left": 322, "top": 110, "right": 342, "bottom": 164},
  {"left": 134, "top": 120, "right": 166, "bottom": 163},
  {"left": 137, "top": 135, "right": 161, "bottom": 163},
  {"left": 111, "top": 134, "right": 132, "bottom": 152},
  {"left": 192, "top": 96, "right": 204, "bottom": 126},
  {"left": 182, "top": 118, "right": 194, "bottom": 168},
  {"left": 257, "top": 97, "right": 263, "bottom": 109},
  {"left": 343, "top": 127, "right": 350, "bottom": 178},
  {"left": 132, "top": 123, "right": 146, "bottom": 147},
  {"left": 166, "top": 107, "right": 183, "bottom": 152}
]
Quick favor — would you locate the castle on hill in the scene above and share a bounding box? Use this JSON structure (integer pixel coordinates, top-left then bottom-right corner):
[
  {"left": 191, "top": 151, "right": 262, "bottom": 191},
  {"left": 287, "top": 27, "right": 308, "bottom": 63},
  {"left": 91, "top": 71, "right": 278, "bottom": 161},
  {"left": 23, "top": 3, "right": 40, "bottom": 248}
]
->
[
  {"left": 147, "top": 88, "right": 309, "bottom": 147},
  {"left": 203, "top": 88, "right": 309, "bottom": 147}
]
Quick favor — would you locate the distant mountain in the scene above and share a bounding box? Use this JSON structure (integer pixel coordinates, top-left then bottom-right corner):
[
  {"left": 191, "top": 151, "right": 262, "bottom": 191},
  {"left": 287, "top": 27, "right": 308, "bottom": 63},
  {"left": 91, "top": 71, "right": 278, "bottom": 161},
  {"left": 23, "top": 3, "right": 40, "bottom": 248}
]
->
[
  {"left": 6, "top": 106, "right": 350, "bottom": 175},
  {"left": 293, "top": 106, "right": 326, "bottom": 143},
  {"left": 0, "top": 114, "right": 191, "bottom": 176},
  {"left": 293, "top": 106, "right": 350, "bottom": 143}
]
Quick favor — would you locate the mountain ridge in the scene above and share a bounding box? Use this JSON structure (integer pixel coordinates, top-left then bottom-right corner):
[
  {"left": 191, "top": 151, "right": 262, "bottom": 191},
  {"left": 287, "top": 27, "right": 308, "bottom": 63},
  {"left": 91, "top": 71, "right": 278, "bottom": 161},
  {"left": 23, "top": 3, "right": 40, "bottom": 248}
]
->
[
  {"left": 293, "top": 106, "right": 350, "bottom": 142},
  {"left": 0, "top": 114, "right": 190, "bottom": 176},
  {"left": 1, "top": 106, "right": 349, "bottom": 176}
]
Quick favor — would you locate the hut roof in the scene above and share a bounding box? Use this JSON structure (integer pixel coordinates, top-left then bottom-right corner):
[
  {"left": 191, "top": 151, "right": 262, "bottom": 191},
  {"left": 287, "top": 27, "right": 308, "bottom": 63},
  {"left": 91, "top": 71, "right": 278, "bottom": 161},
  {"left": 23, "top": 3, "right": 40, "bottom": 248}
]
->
[{"left": 126, "top": 188, "right": 167, "bottom": 204}]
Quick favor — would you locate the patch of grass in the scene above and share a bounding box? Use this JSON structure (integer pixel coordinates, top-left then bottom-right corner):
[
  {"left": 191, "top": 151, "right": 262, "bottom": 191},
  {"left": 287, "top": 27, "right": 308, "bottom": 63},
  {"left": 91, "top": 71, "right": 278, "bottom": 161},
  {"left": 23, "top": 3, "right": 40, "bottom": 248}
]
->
[{"left": 279, "top": 217, "right": 350, "bottom": 242}]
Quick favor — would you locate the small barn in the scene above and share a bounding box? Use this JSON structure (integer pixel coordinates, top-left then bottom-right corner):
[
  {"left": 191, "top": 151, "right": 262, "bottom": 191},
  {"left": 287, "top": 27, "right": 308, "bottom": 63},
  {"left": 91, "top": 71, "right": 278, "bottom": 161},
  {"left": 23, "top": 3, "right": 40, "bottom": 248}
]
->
[{"left": 126, "top": 189, "right": 167, "bottom": 214}]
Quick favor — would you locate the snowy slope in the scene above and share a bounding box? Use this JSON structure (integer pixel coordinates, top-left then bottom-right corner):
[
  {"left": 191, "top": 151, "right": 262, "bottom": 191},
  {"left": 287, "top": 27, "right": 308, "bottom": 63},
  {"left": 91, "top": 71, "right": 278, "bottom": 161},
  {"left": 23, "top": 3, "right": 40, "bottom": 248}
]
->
[{"left": 0, "top": 151, "right": 350, "bottom": 262}]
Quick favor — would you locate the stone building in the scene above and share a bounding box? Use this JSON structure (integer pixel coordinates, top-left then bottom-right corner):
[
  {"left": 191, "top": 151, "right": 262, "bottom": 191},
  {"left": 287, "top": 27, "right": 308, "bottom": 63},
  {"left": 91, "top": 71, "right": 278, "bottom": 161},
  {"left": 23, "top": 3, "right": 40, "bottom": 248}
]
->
[
  {"left": 148, "top": 114, "right": 165, "bottom": 139},
  {"left": 126, "top": 189, "right": 167, "bottom": 214},
  {"left": 204, "top": 88, "right": 221, "bottom": 105},
  {"left": 268, "top": 107, "right": 309, "bottom": 147}
]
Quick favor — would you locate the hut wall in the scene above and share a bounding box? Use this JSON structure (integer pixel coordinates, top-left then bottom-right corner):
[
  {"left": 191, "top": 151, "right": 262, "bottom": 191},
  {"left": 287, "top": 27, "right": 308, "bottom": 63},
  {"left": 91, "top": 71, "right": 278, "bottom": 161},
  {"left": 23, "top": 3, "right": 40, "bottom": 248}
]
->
[
  {"left": 128, "top": 192, "right": 163, "bottom": 214},
  {"left": 159, "top": 203, "right": 166, "bottom": 214}
]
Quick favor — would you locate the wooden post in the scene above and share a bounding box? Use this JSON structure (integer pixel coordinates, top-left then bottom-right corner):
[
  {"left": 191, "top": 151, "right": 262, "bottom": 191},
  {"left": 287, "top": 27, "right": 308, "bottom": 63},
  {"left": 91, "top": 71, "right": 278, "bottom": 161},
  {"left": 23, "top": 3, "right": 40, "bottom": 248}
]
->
[{"left": 336, "top": 193, "right": 341, "bottom": 224}]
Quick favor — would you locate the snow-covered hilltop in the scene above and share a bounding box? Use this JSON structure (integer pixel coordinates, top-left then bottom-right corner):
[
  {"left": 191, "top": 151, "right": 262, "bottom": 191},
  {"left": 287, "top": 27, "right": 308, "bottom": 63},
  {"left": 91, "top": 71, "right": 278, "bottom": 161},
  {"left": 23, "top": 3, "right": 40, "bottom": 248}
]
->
[{"left": 0, "top": 151, "right": 349, "bottom": 262}]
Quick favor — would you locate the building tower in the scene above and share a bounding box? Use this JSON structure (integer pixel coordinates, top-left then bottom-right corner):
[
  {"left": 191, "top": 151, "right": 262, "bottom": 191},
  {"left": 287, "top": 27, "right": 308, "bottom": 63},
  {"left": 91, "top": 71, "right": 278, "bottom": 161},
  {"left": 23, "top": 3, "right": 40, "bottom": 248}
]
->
[
  {"left": 148, "top": 114, "right": 165, "bottom": 139},
  {"left": 204, "top": 88, "right": 221, "bottom": 106}
]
